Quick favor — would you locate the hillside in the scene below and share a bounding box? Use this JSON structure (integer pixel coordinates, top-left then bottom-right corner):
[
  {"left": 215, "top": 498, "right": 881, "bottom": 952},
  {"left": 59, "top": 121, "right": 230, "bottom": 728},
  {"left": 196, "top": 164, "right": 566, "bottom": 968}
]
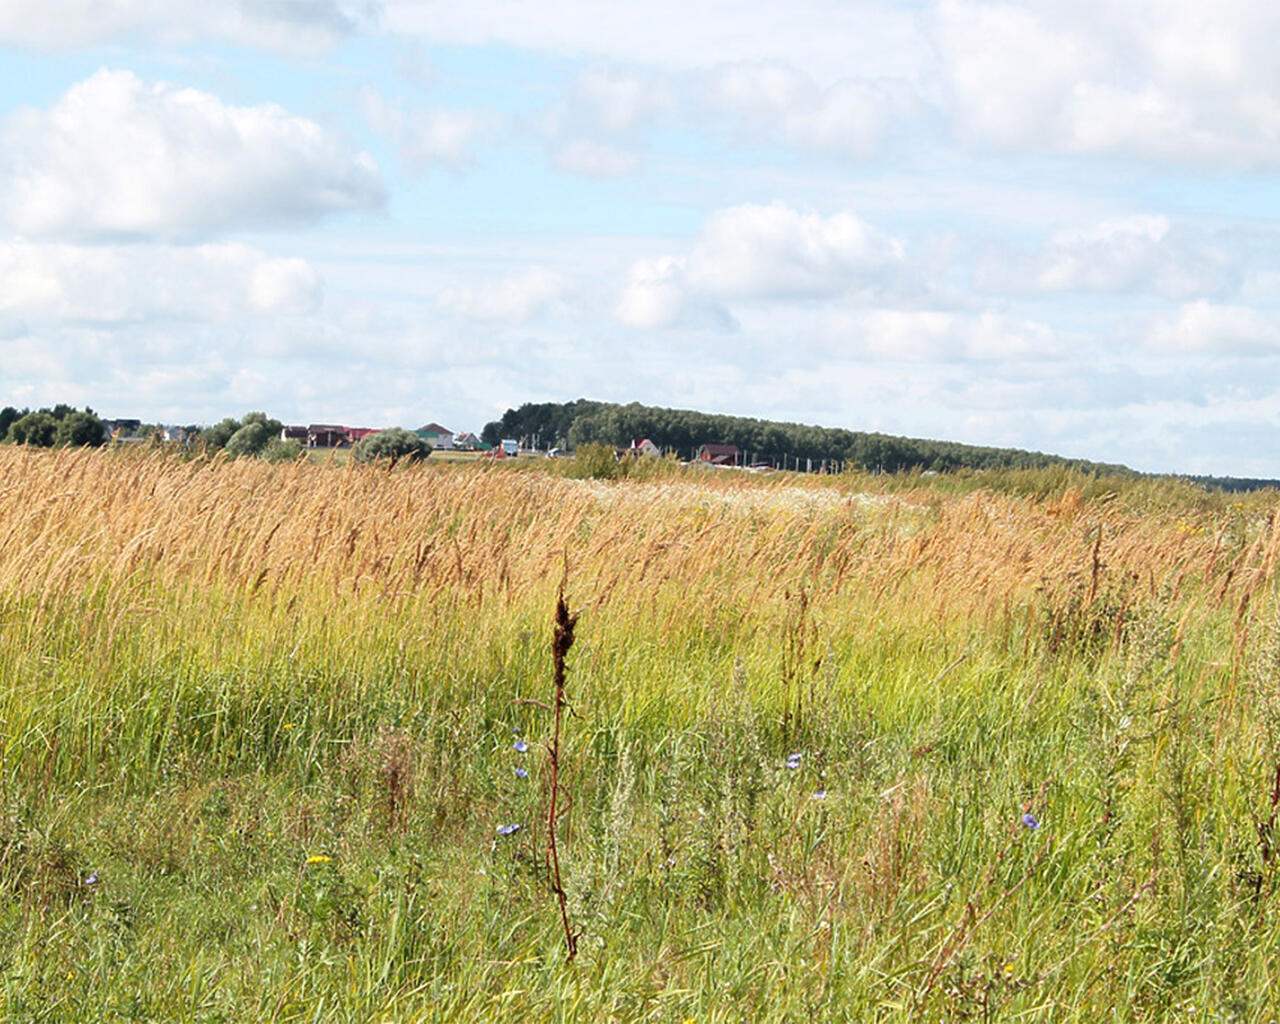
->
[{"left": 483, "top": 399, "right": 1137, "bottom": 474}]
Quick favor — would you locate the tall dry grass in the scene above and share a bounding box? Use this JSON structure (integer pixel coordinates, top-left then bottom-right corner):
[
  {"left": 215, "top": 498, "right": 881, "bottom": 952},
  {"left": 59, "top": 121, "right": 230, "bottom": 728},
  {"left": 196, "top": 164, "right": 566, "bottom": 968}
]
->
[
  {"left": 3, "top": 446, "right": 1280, "bottom": 1021},
  {"left": 1, "top": 447, "right": 1267, "bottom": 631}
]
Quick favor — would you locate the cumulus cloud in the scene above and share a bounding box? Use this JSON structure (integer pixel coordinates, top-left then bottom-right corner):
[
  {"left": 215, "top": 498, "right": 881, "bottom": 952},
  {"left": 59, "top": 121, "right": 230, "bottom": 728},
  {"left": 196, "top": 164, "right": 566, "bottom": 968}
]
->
[
  {"left": 2, "top": 69, "right": 384, "bottom": 240},
  {"left": 549, "top": 138, "right": 638, "bottom": 178},
  {"left": 932, "top": 0, "right": 1280, "bottom": 165},
  {"left": 437, "top": 267, "right": 571, "bottom": 323},
  {"left": 362, "top": 87, "right": 494, "bottom": 172},
  {"left": 704, "top": 64, "right": 912, "bottom": 158},
  {"left": 687, "top": 202, "right": 904, "bottom": 298},
  {"left": 615, "top": 257, "right": 735, "bottom": 331},
  {"left": 0, "top": 0, "right": 377, "bottom": 52},
  {"left": 852, "top": 309, "right": 1064, "bottom": 362},
  {"left": 382, "top": 1, "right": 928, "bottom": 85},
  {"left": 1148, "top": 301, "right": 1280, "bottom": 354},
  {"left": 980, "top": 215, "right": 1240, "bottom": 298},
  {"left": 534, "top": 68, "right": 673, "bottom": 178},
  {"left": 616, "top": 202, "right": 906, "bottom": 329},
  {"left": 0, "top": 240, "right": 322, "bottom": 322}
]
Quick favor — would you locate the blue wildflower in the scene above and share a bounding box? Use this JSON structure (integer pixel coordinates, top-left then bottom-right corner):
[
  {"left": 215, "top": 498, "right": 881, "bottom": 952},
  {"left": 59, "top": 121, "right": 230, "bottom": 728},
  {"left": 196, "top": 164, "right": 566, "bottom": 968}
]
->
[
  {"left": 813, "top": 789, "right": 827, "bottom": 800},
  {"left": 515, "top": 767, "right": 528, "bottom": 779},
  {"left": 513, "top": 739, "right": 529, "bottom": 753},
  {"left": 84, "top": 870, "right": 99, "bottom": 885},
  {"left": 496, "top": 824, "right": 522, "bottom": 837},
  {"left": 1021, "top": 813, "right": 1040, "bottom": 829},
  {"left": 786, "top": 753, "right": 802, "bottom": 770}
]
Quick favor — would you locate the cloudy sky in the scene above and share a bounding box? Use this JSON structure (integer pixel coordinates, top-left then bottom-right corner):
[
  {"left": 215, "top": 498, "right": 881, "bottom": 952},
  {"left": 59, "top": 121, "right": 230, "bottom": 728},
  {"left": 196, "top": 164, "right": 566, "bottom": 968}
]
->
[{"left": 3, "top": 1, "right": 1280, "bottom": 474}]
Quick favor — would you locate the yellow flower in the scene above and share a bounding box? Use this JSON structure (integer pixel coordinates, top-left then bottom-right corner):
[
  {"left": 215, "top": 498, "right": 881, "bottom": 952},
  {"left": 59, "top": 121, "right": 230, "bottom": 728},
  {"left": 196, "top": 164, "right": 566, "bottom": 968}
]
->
[
  {"left": 282, "top": 722, "right": 296, "bottom": 730},
  {"left": 306, "top": 854, "right": 332, "bottom": 865}
]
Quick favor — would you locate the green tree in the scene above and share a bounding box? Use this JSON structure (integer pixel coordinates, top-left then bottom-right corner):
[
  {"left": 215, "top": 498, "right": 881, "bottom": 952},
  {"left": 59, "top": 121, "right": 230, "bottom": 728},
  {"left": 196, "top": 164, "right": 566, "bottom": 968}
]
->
[
  {"left": 352, "top": 428, "right": 431, "bottom": 465},
  {"left": 54, "top": 410, "right": 106, "bottom": 447},
  {"left": 0, "top": 406, "right": 27, "bottom": 440},
  {"left": 199, "top": 417, "right": 242, "bottom": 451},
  {"left": 225, "top": 421, "right": 273, "bottom": 457},
  {"left": 8, "top": 411, "right": 57, "bottom": 446}
]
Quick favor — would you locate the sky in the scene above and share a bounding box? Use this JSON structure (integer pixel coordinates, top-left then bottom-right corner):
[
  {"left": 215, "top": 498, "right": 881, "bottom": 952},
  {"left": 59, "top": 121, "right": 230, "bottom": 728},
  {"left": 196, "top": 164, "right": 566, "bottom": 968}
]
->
[{"left": 2, "top": 2, "right": 1280, "bottom": 475}]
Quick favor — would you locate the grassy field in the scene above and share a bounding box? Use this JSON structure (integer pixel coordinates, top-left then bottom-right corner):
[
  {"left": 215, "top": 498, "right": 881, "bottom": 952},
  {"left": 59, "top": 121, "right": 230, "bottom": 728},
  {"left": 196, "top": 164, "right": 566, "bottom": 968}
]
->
[{"left": 2, "top": 446, "right": 1279, "bottom": 1021}]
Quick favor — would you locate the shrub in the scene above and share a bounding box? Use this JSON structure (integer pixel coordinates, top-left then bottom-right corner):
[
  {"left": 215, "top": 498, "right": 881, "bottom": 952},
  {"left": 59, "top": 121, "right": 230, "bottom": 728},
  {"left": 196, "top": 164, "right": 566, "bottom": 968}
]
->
[{"left": 352, "top": 428, "right": 431, "bottom": 465}]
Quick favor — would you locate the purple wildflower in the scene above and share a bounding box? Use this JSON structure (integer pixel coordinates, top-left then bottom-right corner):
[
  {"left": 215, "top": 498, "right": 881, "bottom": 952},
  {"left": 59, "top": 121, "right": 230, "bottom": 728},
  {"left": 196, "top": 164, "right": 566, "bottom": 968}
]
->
[
  {"left": 496, "top": 824, "right": 522, "bottom": 837},
  {"left": 1021, "top": 813, "right": 1040, "bottom": 830}
]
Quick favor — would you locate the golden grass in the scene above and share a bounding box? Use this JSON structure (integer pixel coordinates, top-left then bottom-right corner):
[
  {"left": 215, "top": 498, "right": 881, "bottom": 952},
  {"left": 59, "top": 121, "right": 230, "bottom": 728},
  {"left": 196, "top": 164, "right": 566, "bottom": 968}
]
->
[{"left": 0, "top": 447, "right": 1270, "bottom": 640}]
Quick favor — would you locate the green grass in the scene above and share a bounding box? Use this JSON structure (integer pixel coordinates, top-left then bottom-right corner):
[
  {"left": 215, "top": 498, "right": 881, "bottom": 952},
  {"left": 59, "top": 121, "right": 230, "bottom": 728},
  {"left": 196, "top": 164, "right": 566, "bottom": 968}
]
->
[{"left": 2, "top": 453, "right": 1279, "bottom": 1020}]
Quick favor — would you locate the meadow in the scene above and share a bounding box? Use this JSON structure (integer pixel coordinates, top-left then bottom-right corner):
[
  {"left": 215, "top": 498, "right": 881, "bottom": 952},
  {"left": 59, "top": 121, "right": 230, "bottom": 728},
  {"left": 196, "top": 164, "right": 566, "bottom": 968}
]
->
[{"left": 1, "top": 446, "right": 1279, "bottom": 1021}]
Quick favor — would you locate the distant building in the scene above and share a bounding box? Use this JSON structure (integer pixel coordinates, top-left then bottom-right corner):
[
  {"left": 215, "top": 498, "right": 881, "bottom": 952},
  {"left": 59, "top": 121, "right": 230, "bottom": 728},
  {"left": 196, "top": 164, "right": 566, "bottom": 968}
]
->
[
  {"left": 629, "top": 438, "right": 661, "bottom": 457},
  {"left": 308, "top": 424, "right": 348, "bottom": 448},
  {"left": 103, "top": 418, "right": 142, "bottom": 440},
  {"left": 280, "top": 425, "right": 308, "bottom": 443},
  {"left": 697, "top": 443, "right": 741, "bottom": 466},
  {"left": 451, "top": 431, "right": 490, "bottom": 451},
  {"left": 346, "top": 427, "right": 379, "bottom": 444},
  {"left": 416, "top": 423, "right": 454, "bottom": 450}
]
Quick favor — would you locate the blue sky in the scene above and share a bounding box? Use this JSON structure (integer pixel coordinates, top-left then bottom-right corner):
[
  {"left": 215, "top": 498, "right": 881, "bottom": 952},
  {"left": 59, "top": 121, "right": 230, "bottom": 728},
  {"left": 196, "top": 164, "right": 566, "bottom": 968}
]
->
[{"left": 3, "top": 0, "right": 1280, "bottom": 475}]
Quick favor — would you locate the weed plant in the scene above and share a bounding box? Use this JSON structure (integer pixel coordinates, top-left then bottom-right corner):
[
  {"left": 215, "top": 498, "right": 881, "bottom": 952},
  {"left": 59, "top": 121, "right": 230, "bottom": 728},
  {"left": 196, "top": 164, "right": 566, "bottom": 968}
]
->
[{"left": 0, "top": 447, "right": 1278, "bottom": 1020}]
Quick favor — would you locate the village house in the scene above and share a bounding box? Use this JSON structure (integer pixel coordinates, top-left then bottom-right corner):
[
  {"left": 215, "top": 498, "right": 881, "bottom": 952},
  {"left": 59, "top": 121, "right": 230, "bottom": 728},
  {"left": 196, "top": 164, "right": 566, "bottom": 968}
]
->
[
  {"left": 416, "top": 423, "right": 454, "bottom": 449},
  {"left": 307, "top": 424, "right": 348, "bottom": 448},
  {"left": 696, "top": 443, "right": 741, "bottom": 466},
  {"left": 451, "top": 431, "right": 489, "bottom": 451},
  {"left": 629, "top": 438, "right": 661, "bottom": 457}
]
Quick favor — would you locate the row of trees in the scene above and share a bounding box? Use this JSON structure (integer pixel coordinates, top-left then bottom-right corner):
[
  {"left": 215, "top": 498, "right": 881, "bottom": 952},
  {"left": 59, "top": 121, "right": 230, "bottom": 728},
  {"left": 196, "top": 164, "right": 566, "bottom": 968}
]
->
[
  {"left": 1, "top": 405, "right": 107, "bottom": 448},
  {"left": 484, "top": 399, "right": 1139, "bottom": 476},
  {"left": 199, "top": 414, "right": 431, "bottom": 464},
  {"left": 2, "top": 406, "right": 433, "bottom": 465}
]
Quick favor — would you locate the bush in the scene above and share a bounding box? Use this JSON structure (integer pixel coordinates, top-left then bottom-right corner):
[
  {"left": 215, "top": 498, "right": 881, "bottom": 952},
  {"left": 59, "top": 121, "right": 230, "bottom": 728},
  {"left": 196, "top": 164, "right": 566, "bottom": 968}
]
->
[
  {"left": 561, "top": 442, "right": 621, "bottom": 480},
  {"left": 54, "top": 411, "right": 106, "bottom": 447},
  {"left": 8, "top": 412, "right": 57, "bottom": 446},
  {"left": 352, "top": 428, "right": 431, "bottom": 465},
  {"left": 261, "top": 439, "right": 304, "bottom": 463}
]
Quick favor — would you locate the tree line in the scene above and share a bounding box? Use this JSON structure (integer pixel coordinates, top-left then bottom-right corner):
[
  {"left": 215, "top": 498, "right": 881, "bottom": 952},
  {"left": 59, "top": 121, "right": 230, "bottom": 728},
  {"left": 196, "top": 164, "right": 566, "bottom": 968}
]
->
[
  {"left": 483, "top": 399, "right": 1139, "bottom": 476},
  {"left": 1, "top": 405, "right": 432, "bottom": 465},
  {"left": 1, "top": 405, "right": 108, "bottom": 448}
]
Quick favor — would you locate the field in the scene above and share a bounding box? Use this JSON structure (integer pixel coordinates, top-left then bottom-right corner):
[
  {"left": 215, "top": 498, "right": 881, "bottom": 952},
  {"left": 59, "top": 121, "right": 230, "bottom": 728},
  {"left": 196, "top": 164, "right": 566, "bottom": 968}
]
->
[{"left": 2, "top": 446, "right": 1280, "bottom": 1021}]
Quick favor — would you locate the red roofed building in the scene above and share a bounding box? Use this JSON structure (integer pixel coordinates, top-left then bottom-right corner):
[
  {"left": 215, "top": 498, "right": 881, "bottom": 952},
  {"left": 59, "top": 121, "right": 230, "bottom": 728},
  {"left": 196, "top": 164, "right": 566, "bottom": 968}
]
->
[{"left": 697, "top": 443, "right": 741, "bottom": 466}]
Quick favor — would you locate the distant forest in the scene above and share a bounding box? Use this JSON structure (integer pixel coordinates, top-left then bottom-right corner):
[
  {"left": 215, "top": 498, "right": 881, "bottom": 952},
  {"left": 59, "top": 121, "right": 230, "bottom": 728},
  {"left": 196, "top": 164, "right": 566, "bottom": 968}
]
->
[{"left": 482, "top": 399, "right": 1140, "bottom": 476}]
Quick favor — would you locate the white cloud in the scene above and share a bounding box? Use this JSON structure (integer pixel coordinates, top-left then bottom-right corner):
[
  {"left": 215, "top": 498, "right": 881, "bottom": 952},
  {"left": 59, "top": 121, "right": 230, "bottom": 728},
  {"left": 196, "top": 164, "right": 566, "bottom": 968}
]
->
[
  {"left": 0, "top": 240, "right": 322, "bottom": 322},
  {"left": 573, "top": 68, "right": 675, "bottom": 133},
  {"left": 615, "top": 202, "right": 907, "bottom": 330},
  {"left": 932, "top": 0, "right": 1280, "bottom": 165},
  {"left": 438, "top": 267, "right": 570, "bottom": 323},
  {"left": 0, "top": 0, "right": 376, "bottom": 52},
  {"left": 704, "top": 64, "right": 911, "bottom": 158},
  {"left": 383, "top": 1, "right": 929, "bottom": 85},
  {"left": 534, "top": 68, "right": 672, "bottom": 179},
  {"left": 687, "top": 202, "right": 904, "bottom": 297},
  {"left": 1148, "top": 301, "right": 1280, "bottom": 354},
  {"left": 550, "top": 138, "right": 639, "bottom": 179},
  {"left": 362, "top": 87, "right": 494, "bottom": 172},
  {"left": 980, "top": 215, "right": 1240, "bottom": 298},
  {"left": 615, "top": 257, "right": 736, "bottom": 331},
  {"left": 2, "top": 69, "right": 384, "bottom": 240},
  {"left": 853, "top": 309, "right": 1063, "bottom": 362}
]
